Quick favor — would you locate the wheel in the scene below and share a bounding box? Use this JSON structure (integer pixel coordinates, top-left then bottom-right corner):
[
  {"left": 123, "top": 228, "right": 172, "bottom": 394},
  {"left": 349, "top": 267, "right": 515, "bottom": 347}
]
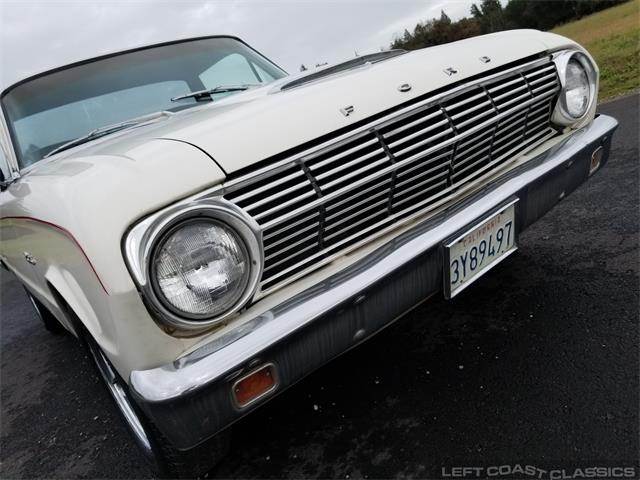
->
[
  {"left": 25, "top": 288, "right": 65, "bottom": 334},
  {"left": 80, "top": 324, "right": 230, "bottom": 478}
]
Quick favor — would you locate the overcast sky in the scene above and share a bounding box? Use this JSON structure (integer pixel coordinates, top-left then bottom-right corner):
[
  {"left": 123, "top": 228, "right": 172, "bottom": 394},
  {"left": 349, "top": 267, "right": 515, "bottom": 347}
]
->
[{"left": 0, "top": 0, "right": 479, "bottom": 88}]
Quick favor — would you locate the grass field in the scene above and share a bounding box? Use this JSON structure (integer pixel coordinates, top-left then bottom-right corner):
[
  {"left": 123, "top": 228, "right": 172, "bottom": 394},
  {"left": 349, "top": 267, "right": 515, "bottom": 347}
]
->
[{"left": 552, "top": 0, "right": 639, "bottom": 101}]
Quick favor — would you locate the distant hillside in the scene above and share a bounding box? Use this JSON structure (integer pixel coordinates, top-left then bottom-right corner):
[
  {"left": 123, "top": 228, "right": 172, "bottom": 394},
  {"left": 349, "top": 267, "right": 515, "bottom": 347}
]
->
[
  {"left": 552, "top": 0, "right": 639, "bottom": 100},
  {"left": 391, "top": 0, "right": 628, "bottom": 50},
  {"left": 391, "top": 0, "right": 638, "bottom": 100}
]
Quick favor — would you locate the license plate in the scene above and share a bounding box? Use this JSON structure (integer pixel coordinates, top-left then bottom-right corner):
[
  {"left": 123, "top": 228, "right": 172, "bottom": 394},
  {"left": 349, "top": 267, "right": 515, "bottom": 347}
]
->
[{"left": 444, "top": 201, "right": 518, "bottom": 298}]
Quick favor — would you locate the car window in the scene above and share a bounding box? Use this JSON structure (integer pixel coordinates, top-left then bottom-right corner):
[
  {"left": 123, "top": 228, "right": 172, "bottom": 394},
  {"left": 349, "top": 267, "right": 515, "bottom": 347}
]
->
[
  {"left": 12, "top": 81, "right": 191, "bottom": 167},
  {"left": 253, "top": 63, "right": 276, "bottom": 82},
  {"left": 199, "top": 53, "right": 260, "bottom": 87},
  {"left": 2, "top": 37, "right": 287, "bottom": 168}
]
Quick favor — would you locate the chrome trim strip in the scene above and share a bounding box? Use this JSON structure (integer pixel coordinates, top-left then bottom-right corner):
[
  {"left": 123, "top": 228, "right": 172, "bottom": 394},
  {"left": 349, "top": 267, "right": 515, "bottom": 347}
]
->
[
  {"left": 0, "top": 107, "right": 20, "bottom": 183},
  {"left": 130, "top": 114, "right": 618, "bottom": 403},
  {"left": 85, "top": 332, "right": 153, "bottom": 456}
]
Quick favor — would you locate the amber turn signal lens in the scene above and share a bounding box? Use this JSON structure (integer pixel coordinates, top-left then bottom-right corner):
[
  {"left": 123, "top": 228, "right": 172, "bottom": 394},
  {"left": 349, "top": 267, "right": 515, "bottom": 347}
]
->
[{"left": 232, "top": 364, "right": 277, "bottom": 408}]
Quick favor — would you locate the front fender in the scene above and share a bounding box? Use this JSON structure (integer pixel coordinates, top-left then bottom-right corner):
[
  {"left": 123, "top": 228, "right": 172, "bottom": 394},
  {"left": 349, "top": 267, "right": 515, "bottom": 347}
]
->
[{"left": 0, "top": 138, "right": 227, "bottom": 379}]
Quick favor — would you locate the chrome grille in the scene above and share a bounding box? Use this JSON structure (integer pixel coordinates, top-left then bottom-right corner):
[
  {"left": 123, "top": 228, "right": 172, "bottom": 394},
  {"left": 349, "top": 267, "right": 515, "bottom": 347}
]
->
[{"left": 225, "top": 57, "right": 561, "bottom": 292}]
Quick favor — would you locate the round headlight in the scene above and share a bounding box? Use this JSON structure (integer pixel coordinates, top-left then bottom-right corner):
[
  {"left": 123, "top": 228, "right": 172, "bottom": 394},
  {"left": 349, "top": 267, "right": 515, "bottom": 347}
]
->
[
  {"left": 552, "top": 50, "right": 596, "bottom": 126},
  {"left": 565, "top": 58, "right": 590, "bottom": 118},
  {"left": 151, "top": 220, "right": 251, "bottom": 319}
]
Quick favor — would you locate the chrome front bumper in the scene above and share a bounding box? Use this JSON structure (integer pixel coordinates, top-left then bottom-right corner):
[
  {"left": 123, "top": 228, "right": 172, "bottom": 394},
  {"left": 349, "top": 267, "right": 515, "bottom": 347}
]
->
[{"left": 130, "top": 114, "right": 618, "bottom": 450}]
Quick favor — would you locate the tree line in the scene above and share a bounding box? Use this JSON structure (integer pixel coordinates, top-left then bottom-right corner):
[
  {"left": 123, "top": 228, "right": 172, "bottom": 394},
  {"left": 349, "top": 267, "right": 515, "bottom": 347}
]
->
[{"left": 391, "top": 0, "right": 627, "bottom": 50}]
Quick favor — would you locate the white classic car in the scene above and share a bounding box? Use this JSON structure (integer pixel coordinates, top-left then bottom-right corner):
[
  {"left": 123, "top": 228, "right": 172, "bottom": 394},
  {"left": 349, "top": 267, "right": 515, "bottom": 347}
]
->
[{"left": 0, "top": 32, "right": 617, "bottom": 476}]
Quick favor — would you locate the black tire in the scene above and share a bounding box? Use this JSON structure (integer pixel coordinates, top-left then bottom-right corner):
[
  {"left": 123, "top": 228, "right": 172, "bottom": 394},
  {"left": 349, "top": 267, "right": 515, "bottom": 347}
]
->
[
  {"left": 79, "top": 322, "right": 230, "bottom": 478},
  {"left": 24, "top": 288, "right": 65, "bottom": 334}
]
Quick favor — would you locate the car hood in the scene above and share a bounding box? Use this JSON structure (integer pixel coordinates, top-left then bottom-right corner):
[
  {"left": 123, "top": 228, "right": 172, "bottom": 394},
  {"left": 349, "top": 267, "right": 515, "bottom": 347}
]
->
[{"left": 49, "top": 30, "right": 579, "bottom": 177}]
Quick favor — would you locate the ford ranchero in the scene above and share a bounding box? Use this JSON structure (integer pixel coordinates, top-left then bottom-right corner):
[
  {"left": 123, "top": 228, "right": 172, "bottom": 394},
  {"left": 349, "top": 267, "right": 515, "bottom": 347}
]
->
[{"left": 0, "top": 32, "right": 617, "bottom": 477}]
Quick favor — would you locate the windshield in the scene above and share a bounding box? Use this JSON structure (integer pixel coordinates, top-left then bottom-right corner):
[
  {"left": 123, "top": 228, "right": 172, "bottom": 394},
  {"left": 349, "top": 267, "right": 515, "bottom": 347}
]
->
[{"left": 1, "top": 37, "right": 286, "bottom": 168}]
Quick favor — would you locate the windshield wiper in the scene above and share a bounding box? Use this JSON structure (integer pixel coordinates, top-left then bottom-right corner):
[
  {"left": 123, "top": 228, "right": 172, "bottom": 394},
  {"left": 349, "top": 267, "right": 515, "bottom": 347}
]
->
[
  {"left": 170, "top": 83, "right": 262, "bottom": 102},
  {"left": 44, "top": 111, "right": 173, "bottom": 158}
]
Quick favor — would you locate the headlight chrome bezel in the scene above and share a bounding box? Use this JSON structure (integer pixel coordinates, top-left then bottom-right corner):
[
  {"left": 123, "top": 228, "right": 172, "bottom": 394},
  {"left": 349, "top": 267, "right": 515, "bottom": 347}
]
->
[
  {"left": 124, "top": 199, "right": 263, "bottom": 333},
  {"left": 552, "top": 50, "right": 597, "bottom": 126}
]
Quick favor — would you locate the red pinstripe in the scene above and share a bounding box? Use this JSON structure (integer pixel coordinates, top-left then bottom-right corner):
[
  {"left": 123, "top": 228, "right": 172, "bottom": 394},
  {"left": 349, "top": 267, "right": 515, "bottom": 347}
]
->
[{"left": 0, "top": 216, "right": 109, "bottom": 295}]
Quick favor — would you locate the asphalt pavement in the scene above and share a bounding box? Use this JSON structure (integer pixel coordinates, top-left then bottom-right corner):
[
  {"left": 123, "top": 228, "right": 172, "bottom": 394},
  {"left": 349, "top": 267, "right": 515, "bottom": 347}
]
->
[{"left": 1, "top": 95, "right": 638, "bottom": 479}]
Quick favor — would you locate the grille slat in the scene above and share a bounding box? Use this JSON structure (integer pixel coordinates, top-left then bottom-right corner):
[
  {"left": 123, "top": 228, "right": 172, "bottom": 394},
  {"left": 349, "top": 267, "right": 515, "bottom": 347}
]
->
[
  {"left": 319, "top": 157, "right": 390, "bottom": 191},
  {"left": 326, "top": 190, "right": 389, "bottom": 222},
  {"left": 488, "top": 76, "right": 524, "bottom": 93},
  {"left": 385, "top": 118, "right": 451, "bottom": 149},
  {"left": 444, "top": 91, "right": 487, "bottom": 111},
  {"left": 313, "top": 148, "right": 386, "bottom": 181},
  {"left": 393, "top": 170, "right": 449, "bottom": 202},
  {"left": 448, "top": 100, "right": 493, "bottom": 121},
  {"left": 528, "top": 72, "right": 557, "bottom": 87},
  {"left": 264, "top": 221, "right": 319, "bottom": 251},
  {"left": 244, "top": 180, "right": 312, "bottom": 211},
  {"left": 390, "top": 127, "right": 454, "bottom": 159},
  {"left": 264, "top": 232, "right": 319, "bottom": 261},
  {"left": 493, "top": 84, "right": 528, "bottom": 103},
  {"left": 382, "top": 108, "right": 443, "bottom": 138},
  {"left": 231, "top": 169, "right": 304, "bottom": 204},
  {"left": 263, "top": 242, "right": 318, "bottom": 273},
  {"left": 262, "top": 212, "right": 320, "bottom": 240},
  {"left": 396, "top": 148, "right": 453, "bottom": 179},
  {"left": 253, "top": 189, "right": 316, "bottom": 221},
  {"left": 223, "top": 57, "right": 562, "bottom": 292},
  {"left": 306, "top": 136, "right": 378, "bottom": 170},
  {"left": 393, "top": 179, "right": 450, "bottom": 209},
  {"left": 324, "top": 203, "right": 389, "bottom": 240},
  {"left": 524, "top": 64, "right": 555, "bottom": 79},
  {"left": 325, "top": 180, "right": 392, "bottom": 213}
]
